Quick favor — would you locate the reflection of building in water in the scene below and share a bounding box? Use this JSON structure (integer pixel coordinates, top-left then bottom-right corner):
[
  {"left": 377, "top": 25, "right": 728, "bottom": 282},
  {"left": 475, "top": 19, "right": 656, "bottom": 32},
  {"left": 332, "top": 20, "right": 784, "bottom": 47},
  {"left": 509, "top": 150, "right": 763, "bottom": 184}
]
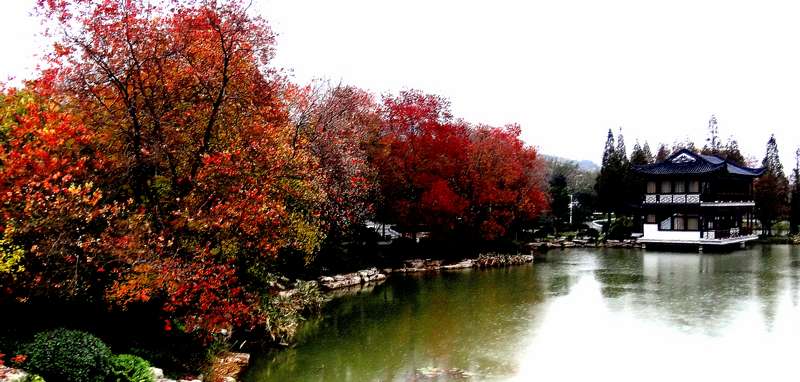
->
[
  {"left": 634, "top": 149, "right": 764, "bottom": 252},
  {"left": 643, "top": 253, "right": 704, "bottom": 281},
  {"left": 640, "top": 252, "right": 754, "bottom": 333}
]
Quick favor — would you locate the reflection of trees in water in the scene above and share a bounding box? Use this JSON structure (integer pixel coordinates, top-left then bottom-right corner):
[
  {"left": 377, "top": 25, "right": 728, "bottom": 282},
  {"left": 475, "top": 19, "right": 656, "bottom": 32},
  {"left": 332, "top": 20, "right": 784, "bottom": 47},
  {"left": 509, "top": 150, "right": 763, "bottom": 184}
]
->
[
  {"left": 246, "top": 246, "right": 800, "bottom": 381},
  {"left": 246, "top": 265, "right": 548, "bottom": 381},
  {"left": 790, "top": 246, "right": 800, "bottom": 307},
  {"left": 591, "top": 248, "right": 645, "bottom": 298},
  {"left": 592, "top": 246, "right": 794, "bottom": 335},
  {"left": 754, "top": 245, "right": 795, "bottom": 329}
]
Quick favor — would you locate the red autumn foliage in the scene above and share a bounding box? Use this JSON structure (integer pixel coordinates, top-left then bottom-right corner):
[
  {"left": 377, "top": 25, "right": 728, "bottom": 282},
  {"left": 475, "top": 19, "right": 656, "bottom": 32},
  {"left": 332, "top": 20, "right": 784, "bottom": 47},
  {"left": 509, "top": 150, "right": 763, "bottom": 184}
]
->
[
  {"left": 374, "top": 90, "right": 471, "bottom": 234},
  {"left": 0, "top": 88, "right": 112, "bottom": 300},
  {"left": 0, "top": 0, "right": 550, "bottom": 343},
  {"left": 29, "top": 0, "right": 323, "bottom": 338},
  {"left": 465, "top": 124, "right": 548, "bottom": 239},
  {"left": 374, "top": 91, "right": 547, "bottom": 239},
  {"left": 289, "top": 83, "right": 381, "bottom": 236}
]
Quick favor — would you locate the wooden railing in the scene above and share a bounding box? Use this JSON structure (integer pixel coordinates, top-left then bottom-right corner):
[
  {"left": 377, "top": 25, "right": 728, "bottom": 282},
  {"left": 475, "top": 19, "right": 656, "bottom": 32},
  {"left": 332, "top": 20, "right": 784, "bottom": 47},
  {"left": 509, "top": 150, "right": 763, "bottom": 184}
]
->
[
  {"left": 701, "top": 191, "right": 753, "bottom": 202},
  {"left": 643, "top": 194, "right": 701, "bottom": 204},
  {"left": 643, "top": 193, "right": 754, "bottom": 204},
  {"left": 703, "top": 227, "right": 753, "bottom": 240}
]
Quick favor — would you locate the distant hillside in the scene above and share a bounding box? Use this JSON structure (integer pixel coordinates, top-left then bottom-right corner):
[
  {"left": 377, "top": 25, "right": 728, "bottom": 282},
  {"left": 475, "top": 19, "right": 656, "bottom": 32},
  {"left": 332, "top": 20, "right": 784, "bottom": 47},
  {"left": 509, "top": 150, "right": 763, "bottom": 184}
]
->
[{"left": 542, "top": 154, "right": 600, "bottom": 172}]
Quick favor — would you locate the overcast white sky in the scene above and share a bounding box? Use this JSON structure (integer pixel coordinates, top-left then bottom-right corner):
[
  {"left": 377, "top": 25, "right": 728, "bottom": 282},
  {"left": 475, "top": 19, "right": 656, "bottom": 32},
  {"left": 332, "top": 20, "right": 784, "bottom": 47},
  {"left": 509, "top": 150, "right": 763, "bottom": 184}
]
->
[{"left": 2, "top": 0, "right": 800, "bottom": 169}]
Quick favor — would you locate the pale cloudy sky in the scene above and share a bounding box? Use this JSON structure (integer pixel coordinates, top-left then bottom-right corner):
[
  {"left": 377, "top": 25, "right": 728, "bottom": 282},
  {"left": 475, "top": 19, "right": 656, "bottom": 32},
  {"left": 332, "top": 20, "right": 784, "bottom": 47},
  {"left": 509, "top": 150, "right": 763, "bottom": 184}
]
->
[{"left": 2, "top": 0, "right": 800, "bottom": 169}]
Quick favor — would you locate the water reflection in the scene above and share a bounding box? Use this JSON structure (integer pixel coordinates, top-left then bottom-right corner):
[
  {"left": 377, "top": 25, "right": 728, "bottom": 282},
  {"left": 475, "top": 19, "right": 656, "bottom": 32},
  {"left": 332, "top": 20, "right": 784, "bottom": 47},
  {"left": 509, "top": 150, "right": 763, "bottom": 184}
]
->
[{"left": 245, "top": 245, "right": 800, "bottom": 381}]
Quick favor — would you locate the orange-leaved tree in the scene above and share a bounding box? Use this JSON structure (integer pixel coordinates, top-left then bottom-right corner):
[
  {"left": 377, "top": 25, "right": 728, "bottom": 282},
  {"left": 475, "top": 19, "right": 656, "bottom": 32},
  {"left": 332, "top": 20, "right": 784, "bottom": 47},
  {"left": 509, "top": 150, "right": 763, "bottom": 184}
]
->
[{"left": 33, "top": 0, "right": 326, "bottom": 338}]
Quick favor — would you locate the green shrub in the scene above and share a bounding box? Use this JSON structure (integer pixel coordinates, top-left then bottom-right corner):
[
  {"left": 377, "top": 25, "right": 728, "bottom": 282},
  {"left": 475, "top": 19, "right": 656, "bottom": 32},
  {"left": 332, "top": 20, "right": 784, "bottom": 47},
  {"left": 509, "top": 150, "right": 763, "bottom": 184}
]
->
[
  {"left": 17, "top": 374, "right": 46, "bottom": 382},
  {"left": 108, "top": 354, "right": 154, "bottom": 382},
  {"left": 261, "top": 280, "right": 325, "bottom": 345},
  {"left": 607, "top": 217, "right": 633, "bottom": 240},
  {"left": 23, "top": 328, "right": 112, "bottom": 382}
]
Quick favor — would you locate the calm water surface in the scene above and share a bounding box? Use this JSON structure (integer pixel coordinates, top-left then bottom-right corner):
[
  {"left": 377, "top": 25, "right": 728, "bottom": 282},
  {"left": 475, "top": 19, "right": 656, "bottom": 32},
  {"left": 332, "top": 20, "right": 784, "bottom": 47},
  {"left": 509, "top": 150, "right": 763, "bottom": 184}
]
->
[{"left": 244, "top": 245, "right": 800, "bottom": 381}]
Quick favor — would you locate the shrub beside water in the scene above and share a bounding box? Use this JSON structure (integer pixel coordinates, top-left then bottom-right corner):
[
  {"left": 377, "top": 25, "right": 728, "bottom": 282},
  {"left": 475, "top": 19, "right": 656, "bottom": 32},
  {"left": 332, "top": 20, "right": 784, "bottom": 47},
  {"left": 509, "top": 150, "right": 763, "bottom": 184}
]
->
[
  {"left": 23, "top": 328, "right": 113, "bottom": 382},
  {"left": 262, "top": 280, "right": 325, "bottom": 345}
]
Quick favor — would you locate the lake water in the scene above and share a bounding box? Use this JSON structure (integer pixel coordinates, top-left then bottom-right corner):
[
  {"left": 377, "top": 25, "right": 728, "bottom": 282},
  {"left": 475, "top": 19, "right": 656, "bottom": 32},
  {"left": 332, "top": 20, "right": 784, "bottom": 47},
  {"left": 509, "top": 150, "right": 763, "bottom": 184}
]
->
[{"left": 244, "top": 245, "right": 800, "bottom": 381}]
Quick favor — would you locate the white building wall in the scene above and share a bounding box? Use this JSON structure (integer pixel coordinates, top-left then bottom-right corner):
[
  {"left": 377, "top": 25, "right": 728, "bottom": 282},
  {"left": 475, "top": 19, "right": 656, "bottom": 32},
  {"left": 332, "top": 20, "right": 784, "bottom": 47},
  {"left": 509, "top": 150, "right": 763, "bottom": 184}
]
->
[{"left": 641, "top": 224, "right": 701, "bottom": 242}]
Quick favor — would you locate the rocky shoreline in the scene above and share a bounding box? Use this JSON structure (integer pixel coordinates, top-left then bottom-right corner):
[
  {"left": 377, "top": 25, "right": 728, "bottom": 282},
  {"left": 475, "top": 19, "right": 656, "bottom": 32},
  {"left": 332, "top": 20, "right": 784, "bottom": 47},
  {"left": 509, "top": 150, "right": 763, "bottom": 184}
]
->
[
  {"left": 315, "top": 240, "right": 643, "bottom": 292},
  {"left": 316, "top": 253, "right": 537, "bottom": 291},
  {"left": 528, "top": 239, "right": 642, "bottom": 250}
]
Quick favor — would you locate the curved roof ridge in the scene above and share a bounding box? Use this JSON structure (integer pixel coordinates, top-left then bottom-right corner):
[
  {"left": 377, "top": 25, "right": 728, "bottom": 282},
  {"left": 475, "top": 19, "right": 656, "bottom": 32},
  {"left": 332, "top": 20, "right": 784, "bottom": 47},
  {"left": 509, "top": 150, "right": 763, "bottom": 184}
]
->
[{"left": 632, "top": 148, "right": 764, "bottom": 177}]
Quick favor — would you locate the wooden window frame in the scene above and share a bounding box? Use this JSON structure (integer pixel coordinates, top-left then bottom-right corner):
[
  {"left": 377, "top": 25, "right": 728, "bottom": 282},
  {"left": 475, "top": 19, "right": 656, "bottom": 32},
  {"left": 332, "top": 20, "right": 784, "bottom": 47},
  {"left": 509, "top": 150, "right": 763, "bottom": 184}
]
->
[{"left": 657, "top": 214, "right": 701, "bottom": 232}]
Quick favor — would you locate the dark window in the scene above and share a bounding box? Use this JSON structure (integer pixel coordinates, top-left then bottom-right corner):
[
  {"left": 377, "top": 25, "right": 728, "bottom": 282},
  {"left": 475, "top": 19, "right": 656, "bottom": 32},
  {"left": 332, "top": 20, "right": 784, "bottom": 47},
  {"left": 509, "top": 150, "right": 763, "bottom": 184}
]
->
[
  {"left": 646, "top": 214, "right": 656, "bottom": 223},
  {"left": 660, "top": 181, "right": 672, "bottom": 193},
  {"left": 657, "top": 214, "right": 700, "bottom": 231},
  {"left": 646, "top": 182, "right": 656, "bottom": 194},
  {"left": 674, "top": 181, "right": 685, "bottom": 193},
  {"left": 674, "top": 215, "right": 685, "bottom": 230},
  {"left": 689, "top": 180, "right": 700, "bottom": 193}
]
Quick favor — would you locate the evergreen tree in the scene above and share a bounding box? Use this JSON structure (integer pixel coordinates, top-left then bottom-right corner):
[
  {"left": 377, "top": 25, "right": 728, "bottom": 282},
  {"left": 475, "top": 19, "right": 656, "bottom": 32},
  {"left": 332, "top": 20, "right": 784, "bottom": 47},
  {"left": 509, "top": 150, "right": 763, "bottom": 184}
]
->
[
  {"left": 655, "top": 143, "right": 670, "bottom": 162},
  {"left": 595, "top": 129, "right": 619, "bottom": 231},
  {"left": 702, "top": 115, "right": 722, "bottom": 155},
  {"left": 630, "top": 140, "right": 649, "bottom": 165},
  {"left": 549, "top": 173, "right": 570, "bottom": 234},
  {"left": 594, "top": 128, "right": 629, "bottom": 233},
  {"left": 722, "top": 136, "right": 746, "bottom": 166},
  {"left": 642, "top": 141, "right": 654, "bottom": 164},
  {"left": 754, "top": 134, "right": 790, "bottom": 235},
  {"left": 672, "top": 137, "right": 698, "bottom": 154},
  {"left": 601, "top": 128, "right": 616, "bottom": 167},
  {"left": 615, "top": 128, "right": 629, "bottom": 166},
  {"left": 791, "top": 148, "right": 800, "bottom": 235}
]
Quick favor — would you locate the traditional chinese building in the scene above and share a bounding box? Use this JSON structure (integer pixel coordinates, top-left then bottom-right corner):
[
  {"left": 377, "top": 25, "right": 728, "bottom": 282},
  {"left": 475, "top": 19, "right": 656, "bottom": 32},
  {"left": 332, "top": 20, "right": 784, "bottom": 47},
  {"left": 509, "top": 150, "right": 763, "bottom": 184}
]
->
[{"left": 633, "top": 149, "right": 764, "bottom": 251}]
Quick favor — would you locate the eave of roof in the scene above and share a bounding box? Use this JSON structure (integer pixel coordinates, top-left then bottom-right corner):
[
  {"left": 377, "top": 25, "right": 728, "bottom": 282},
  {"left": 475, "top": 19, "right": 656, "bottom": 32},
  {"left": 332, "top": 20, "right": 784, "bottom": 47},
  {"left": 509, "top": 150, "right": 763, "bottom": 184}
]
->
[{"left": 632, "top": 148, "right": 765, "bottom": 177}]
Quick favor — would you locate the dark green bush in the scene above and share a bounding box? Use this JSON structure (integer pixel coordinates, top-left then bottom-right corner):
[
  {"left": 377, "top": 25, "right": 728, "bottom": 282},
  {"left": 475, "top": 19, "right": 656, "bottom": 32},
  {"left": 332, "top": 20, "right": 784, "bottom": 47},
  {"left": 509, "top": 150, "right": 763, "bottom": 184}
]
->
[
  {"left": 23, "top": 328, "right": 113, "bottom": 382},
  {"left": 109, "top": 354, "right": 155, "bottom": 382},
  {"left": 607, "top": 217, "right": 633, "bottom": 240}
]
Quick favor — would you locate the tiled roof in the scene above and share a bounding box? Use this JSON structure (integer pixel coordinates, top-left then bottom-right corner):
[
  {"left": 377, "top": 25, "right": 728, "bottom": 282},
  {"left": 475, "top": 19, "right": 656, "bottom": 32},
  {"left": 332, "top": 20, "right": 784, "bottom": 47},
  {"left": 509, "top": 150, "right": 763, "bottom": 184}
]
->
[{"left": 633, "top": 149, "right": 765, "bottom": 177}]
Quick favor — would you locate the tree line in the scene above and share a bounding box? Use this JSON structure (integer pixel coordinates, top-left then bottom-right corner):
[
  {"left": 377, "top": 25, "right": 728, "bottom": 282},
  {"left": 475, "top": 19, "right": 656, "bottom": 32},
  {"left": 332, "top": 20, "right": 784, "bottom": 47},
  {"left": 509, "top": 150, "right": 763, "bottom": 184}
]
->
[
  {"left": 591, "top": 115, "right": 800, "bottom": 237},
  {"left": 0, "top": 0, "right": 549, "bottom": 342}
]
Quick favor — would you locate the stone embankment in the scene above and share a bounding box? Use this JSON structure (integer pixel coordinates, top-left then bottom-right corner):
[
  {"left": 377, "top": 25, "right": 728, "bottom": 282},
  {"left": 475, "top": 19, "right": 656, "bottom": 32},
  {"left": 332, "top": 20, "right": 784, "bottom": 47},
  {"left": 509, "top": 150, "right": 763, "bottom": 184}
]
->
[
  {"left": 317, "top": 267, "right": 387, "bottom": 290},
  {"left": 528, "top": 239, "right": 641, "bottom": 250},
  {"left": 317, "top": 254, "right": 536, "bottom": 291},
  {"left": 473, "top": 254, "right": 535, "bottom": 267}
]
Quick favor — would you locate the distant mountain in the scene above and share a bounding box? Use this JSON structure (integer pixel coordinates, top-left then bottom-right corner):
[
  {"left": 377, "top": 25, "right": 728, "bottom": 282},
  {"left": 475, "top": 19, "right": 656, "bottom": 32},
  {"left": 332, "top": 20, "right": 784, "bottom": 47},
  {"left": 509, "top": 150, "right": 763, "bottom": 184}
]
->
[{"left": 542, "top": 154, "right": 600, "bottom": 172}]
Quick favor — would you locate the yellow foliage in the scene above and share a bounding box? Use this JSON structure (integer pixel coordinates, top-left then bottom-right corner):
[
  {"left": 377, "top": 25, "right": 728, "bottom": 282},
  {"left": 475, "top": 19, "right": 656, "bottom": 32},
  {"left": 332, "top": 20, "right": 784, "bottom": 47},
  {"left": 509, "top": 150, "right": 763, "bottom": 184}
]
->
[{"left": 0, "top": 225, "right": 25, "bottom": 274}]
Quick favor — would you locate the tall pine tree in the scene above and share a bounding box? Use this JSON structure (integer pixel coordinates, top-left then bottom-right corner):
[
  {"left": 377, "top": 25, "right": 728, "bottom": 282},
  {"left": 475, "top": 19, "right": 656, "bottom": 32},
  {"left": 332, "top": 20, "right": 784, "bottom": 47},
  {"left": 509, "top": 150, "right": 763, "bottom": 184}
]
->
[
  {"left": 702, "top": 115, "right": 722, "bottom": 155},
  {"left": 791, "top": 148, "right": 800, "bottom": 235},
  {"left": 615, "top": 128, "right": 629, "bottom": 166},
  {"left": 549, "top": 173, "right": 570, "bottom": 234},
  {"left": 595, "top": 129, "right": 620, "bottom": 231},
  {"left": 601, "top": 128, "right": 616, "bottom": 166},
  {"left": 595, "top": 128, "right": 631, "bottom": 233},
  {"left": 723, "top": 137, "right": 746, "bottom": 165},
  {"left": 672, "top": 137, "right": 698, "bottom": 154},
  {"left": 630, "top": 140, "right": 649, "bottom": 165},
  {"left": 655, "top": 143, "right": 670, "bottom": 162},
  {"left": 642, "top": 141, "right": 654, "bottom": 164},
  {"left": 754, "top": 134, "right": 790, "bottom": 235}
]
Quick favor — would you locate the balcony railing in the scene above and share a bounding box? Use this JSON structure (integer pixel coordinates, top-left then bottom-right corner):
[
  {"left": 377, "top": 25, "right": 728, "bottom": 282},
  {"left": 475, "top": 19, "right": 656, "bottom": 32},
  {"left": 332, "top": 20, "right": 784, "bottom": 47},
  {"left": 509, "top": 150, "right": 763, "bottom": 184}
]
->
[
  {"left": 644, "top": 193, "right": 755, "bottom": 205},
  {"left": 644, "top": 194, "right": 701, "bottom": 204},
  {"left": 703, "top": 227, "right": 753, "bottom": 240},
  {"left": 701, "top": 191, "right": 753, "bottom": 203}
]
